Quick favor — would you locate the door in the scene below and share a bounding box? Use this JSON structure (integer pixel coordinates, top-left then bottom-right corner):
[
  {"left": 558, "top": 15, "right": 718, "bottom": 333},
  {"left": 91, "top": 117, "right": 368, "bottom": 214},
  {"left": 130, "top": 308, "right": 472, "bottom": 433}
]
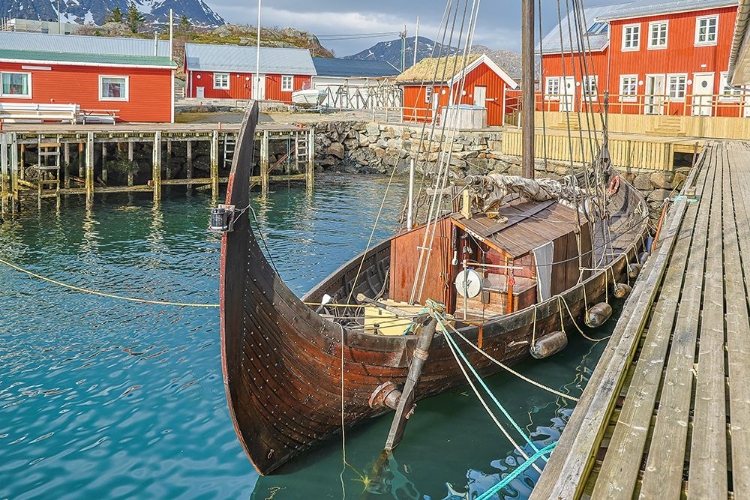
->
[
  {"left": 473, "top": 86, "right": 487, "bottom": 107},
  {"left": 561, "top": 77, "right": 575, "bottom": 112},
  {"left": 744, "top": 86, "right": 750, "bottom": 118},
  {"left": 692, "top": 73, "right": 714, "bottom": 116},
  {"left": 253, "top": 74, "right": 266, "bottom": 100},
  {"left": 196, "top": 87, "right": 204, "bottom": 99},
  {"left": 645, "top": 75, "right": 665, "bottom": 115}
]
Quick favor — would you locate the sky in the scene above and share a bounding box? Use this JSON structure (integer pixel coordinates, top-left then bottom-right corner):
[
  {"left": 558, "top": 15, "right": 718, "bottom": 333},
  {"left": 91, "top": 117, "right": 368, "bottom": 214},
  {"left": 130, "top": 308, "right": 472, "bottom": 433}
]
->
[{"left": 202, "top": 0, "right": 621, "bottom": 57}]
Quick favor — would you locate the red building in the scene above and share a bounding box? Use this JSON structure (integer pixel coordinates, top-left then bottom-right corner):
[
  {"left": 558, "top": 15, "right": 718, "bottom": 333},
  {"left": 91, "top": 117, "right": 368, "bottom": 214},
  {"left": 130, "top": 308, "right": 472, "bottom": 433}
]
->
[
  {"left": 396, "top": 54, "right": 518, "bottom": 127},
  {"left": 0, "top": 31, "right": 176, "bottom": 123},
  {"left": 539, "top": 0, "right": 746, "bottom": 117},
  {"left": 184, "top": 44, "right": 316, "bottom": 102}
]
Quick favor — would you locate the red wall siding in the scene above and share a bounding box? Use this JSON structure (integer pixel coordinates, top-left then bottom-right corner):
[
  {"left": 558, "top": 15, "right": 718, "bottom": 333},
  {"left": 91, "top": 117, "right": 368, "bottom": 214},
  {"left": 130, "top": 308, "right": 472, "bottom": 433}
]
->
[
  {"left": 188, "top": 70, "right": 311, "bottom": 103},
  {"left": 0, "top": 62, "right": 172, "bottom": 122},
  {"left": 539, "top": 50, "right": 608, "bottom": 113}
]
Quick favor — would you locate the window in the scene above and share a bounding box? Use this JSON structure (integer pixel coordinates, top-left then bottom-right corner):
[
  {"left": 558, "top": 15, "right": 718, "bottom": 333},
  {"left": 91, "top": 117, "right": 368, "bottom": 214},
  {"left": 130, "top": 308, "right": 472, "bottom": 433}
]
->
[
  {"left": 588, "top": 21, "right": 608, "bottom": 35},
  {"left": 648, "top": 21, "right": 668, "bottom": 49},
  {"left": 619, "top": 75, "right": 638, "bottom": 102},
  {"left": 695, "top": 15, "right": 718, "bottom": 46},
  {"left": 99, "top": 76, "right": 128, "bottom": 101},
  {"left": 667, "top": 74, "right": 687, "bottom": 101},
  {"left": 622, "top": 24, "right": 640, "bottom": 51},
  {"left": 281, "top": 75, "right": 294, "bottom": 92},
  {"left": 1, "top": 72, "right": 31, "bottom": 98},
  {"left": 582, "top": 76, "right": 598, "bottom": 100},
  {"left": 720, "top": 72, "right": 743, "bottom": 101},
  {"left": 545, "top": 77, "right": 560, "bottom": 100},
  {"left": 425, "top": 85, "right": 433, "bottom": 103},
  {"left": 213, "top": 73, "right": 229, "bottom": 90}
]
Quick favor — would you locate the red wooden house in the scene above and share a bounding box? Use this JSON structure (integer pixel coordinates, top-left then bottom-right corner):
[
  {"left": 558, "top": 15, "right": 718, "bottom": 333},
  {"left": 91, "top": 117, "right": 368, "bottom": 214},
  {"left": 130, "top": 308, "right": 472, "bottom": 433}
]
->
[
  {"left": 539, "top": 0, "right": 745, "bottom": 117},
  {"left": 396, "top": 54, "right": 518, "bottom": 127},
  {"left": 184, "top": 44, "right": 316, "bottom": 102},
  {"left": 0, "top": 31, "right": 176, "bottom": 123}
]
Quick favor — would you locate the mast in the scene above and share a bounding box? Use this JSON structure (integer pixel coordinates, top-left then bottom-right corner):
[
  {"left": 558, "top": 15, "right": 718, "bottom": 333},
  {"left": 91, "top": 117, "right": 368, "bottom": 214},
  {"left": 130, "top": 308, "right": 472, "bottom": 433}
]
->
[{"left": 521, "top": 0, "right": 535, "bottom": 179}]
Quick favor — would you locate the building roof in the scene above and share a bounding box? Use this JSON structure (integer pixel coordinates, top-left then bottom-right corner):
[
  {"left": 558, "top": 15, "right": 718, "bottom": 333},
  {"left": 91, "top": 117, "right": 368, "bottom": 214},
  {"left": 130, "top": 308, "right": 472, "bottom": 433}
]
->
[
  {"left": 0, "top": 48, "right": 175, "bottom": 68},
  {"left": 0, "top": 31, "right": 171, "bottom": 58},
  {"left": 539, "top": 4, "right": 622, "bottom": 54},
  {"left": 184, "top": 44, "right": 317, "bottom": 75},
  {"left": 311, "top": 57, "right": 400, "bottom": 78},
  {"left": 728, "top": 0, "right": 750, "bottom": 85},
  {"left": 395, "top": 54, "right": 517, "bottom": 88},
  {"left": 597, "top": 0, "right": 737, "bottom": 21}
]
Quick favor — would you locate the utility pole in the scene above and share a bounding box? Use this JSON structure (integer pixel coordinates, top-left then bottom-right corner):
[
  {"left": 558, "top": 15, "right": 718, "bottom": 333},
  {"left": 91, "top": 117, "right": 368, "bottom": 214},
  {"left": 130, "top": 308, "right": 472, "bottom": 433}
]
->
[
  {"left": 57, "top": 0, "right": 61, "bottom": 34},
  {"left": 401, "top": 26, "right": 407, "bottom": 73},
  {"left": 521, "top": 0, "right": 535, "bottom": 179},
  {"left": 255, "top": 0, "right": 262, "bottom": 100},
  {"left": 413, "top": 17, "right": 419, "bottom": 68}
]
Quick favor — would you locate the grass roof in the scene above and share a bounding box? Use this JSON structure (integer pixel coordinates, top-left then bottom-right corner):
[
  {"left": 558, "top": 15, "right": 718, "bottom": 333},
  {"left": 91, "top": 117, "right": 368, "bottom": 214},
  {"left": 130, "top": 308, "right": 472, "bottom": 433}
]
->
[{"left": 396, "top": 54, "right": 481, "bottom": 83}]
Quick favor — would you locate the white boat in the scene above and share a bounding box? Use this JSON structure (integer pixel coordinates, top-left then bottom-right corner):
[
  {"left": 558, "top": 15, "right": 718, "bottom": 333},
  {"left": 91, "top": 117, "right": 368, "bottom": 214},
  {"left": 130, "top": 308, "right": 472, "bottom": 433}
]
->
[{"left": 291, "top": 88, "right": 326, "bottom": 108}]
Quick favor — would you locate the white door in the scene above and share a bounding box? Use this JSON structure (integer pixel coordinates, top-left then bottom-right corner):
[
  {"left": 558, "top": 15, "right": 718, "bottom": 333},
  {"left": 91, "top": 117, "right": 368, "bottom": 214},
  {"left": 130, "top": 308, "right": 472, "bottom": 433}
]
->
[
  {"left": 692, "top": 73, "right": 714, "bottom": 116},
  {"left": 645, "top": 75, "right": 665, "bottom": 115},
  {"left": 744, "top": 87, "right": 750, "bottom": 118},
  {"left": 473, "top": 86, "right": 487, "bottom": 107},
  {"left": 561, "top": 77, "right": 575, "bottom": 112},
  {"left": 253, "top": 74, "right": 266, "bottom": 100},
  {"left": 196, "top": 86, "right": 204, "bottom": 99}
]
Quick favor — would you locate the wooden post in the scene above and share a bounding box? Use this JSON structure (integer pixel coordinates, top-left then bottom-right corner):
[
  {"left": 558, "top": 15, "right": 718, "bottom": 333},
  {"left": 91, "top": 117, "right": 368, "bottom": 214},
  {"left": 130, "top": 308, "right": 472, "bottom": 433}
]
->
[
  {"left": 10, "top": 133, "right": 18, "bottom": 213},
  {"left": 19, "top": 143, "right": 25, "bottom": 181},
  {"left": 63, "top": 142, "right": 70, "bottom": 188},
  {"left": 152, "top": 131, "right": 162, "bottom": 201},
  {"left": 261, "top": 129, "right": 269, "bottom": 197},
  {"left": 78, "top": 142, "right": 84, "bottom": 178},
  {"left": 127, "top": 140, "right": 134, "bottom": 187},
  {"left": 85, "top": 132, "right": 94, "bottom": 207},
  {"left": 307, "top": 127, "right": 315, "bottom": 192},
  {"left": 166, "top": 140, "right": 172, "bottom": 180},
  {"left": 521, "top": 0, "right": 535, "bottom": 179},
  {"left": 186, "top": 140, "right": 193, "bottom": 192},
  {"left": 101, "top": 142, "right": 108, "bottom": 184},
  {"left": 0, "top": 133, "right": 8, "bottom": 214},
  {"left": 210, "top": 131, "right": 219, "bottom": 199}
]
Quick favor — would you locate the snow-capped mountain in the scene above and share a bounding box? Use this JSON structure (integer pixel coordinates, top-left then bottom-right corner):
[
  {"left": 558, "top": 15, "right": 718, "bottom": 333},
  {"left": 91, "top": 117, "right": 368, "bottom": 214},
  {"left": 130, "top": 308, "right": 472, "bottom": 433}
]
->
[
  {"left": 343, "top": 36, "right": 460, "bottom": 71},
  {"left": 0, "top": 0, "right": 224, "bottom": 27}
]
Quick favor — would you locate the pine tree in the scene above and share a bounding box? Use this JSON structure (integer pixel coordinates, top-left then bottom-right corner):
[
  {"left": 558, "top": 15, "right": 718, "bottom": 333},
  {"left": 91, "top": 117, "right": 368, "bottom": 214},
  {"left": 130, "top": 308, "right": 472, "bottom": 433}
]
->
[
  {"left": 108, "top": 6, "right": 124, "bottom": 24},
  {"left": 126, "top": 3, "right": 145, "bottom": 33}
]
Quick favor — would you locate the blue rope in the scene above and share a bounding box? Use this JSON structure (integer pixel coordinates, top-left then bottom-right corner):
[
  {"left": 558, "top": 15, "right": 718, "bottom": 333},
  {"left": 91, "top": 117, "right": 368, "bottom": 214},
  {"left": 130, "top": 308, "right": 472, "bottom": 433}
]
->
[
  {"left": 436, "top": 316, "right": 544, "bottom": 459},
  {"left": 475, "top": 442, "right": 557, "bottom": 500}
]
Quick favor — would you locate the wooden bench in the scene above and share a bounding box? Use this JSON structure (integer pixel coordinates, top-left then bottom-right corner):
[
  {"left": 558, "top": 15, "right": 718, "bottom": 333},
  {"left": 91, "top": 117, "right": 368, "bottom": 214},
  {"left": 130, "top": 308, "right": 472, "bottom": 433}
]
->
[{"left": 0, "top": 103, "right": 79, "bottom": 123}]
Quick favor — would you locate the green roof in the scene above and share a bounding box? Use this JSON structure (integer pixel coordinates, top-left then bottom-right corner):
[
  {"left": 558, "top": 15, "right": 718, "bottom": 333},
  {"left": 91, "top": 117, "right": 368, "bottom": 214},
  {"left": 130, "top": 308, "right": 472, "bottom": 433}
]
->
[{"left": 0, "top": 48, "right": 176, "bottom": 68}]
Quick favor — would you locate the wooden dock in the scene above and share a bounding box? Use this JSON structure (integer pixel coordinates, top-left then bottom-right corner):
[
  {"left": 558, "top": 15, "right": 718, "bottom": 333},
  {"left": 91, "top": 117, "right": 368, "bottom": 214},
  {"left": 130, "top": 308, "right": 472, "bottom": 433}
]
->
[{"left": 531, "top": 140, "right": 750, "bottom": 499}]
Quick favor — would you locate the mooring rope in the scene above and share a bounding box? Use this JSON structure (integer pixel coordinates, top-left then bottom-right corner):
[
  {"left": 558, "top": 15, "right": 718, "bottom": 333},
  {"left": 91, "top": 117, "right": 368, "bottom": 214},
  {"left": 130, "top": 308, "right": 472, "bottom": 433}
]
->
[
  {"left": 475, "top": 442, "right": 557, "bottom": 500},
  {"left": 0, "top": 256, "right": 218, "bottom": 307}
]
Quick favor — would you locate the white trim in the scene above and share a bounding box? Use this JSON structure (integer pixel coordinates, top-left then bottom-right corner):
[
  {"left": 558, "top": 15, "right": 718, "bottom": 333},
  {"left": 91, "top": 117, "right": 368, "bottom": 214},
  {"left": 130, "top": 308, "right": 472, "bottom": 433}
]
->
[
  {"left": 0, "top": 71, "right": 32, "bottom": 98},
  {"left": 545, "top": 77, "right": 560, "bottom": 100},
  {"left": 647, "top": 20, "right": 668, "bottom": 50},
  {"left": 597, "top": 2, "right": 737, "bottom": 22},
  {"left": 99, "top": 75, "right": 129, "bottom": 101},
  {"left": 667, "top": 73, "right": 688, "bottom": 101},
  {"left": 621, "top": 23, "right": 640, "bottom": 51},
  {"left": 170, "top": 70, "right": 175, "bottom": 124},
  {"left": 281, "top": 75, "right": 294, "bottom": 92},
  {"left": 619, "top": 74, "right": 638, "bottom": 102},
  {"left": 582, "top": 75, "right": 598, "bottom": 100},
  {"left": 0, "top": 57, "right": 174, "bottom": 70},
  {"left": 694, "top": 14, "right": 719, "bottom": 46},
  {"left": 446, "top": 54, "right": 518, "bottom": 89},
  {"left": 719, "top": 71, "right": 742, "bottom": 101},
  {"left": 213, "top": 72, "right": 229, "bottom": 90}
]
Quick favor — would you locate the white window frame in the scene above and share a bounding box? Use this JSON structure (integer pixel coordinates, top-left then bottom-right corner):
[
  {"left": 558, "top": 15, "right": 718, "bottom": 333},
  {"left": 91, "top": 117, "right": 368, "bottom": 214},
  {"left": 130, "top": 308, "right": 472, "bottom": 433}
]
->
[
  {"left": 213, "top": 73, "right": 229, "bottom": 90},
  {"left": 622, "top": 24, "right": 640, "bottom": 51},
  {"left": 99, "top": 75, "right": 129, "bottom": 101},
  {"left": 545, "top": 77, "right": 560, "bottom": 100},
  {"left": 667, "top": 73, "right": 687, "bottom": 101},
  {"left": 0, "top": 71, "right": 32, "bottom": 98},
  {"left": 425, "top": 85, "right": 433, "bottom": 104},
  {"left": 648, "top": 21, "right": 668, "bottom": 49},
  {"left": 281, "top": 75, "right": 294, "bottom": 92},
  {"left": 582, "top": 76, "right": 598, "bottom": 100},
  {"left": 719, "top": 71, "right": 743, "bottom": 101},
  {"left": 695, "top": 15, "right": 718, "bottom": 46},
  {"left": 619, "top": 74, "right": 638, "bottom": 102}
]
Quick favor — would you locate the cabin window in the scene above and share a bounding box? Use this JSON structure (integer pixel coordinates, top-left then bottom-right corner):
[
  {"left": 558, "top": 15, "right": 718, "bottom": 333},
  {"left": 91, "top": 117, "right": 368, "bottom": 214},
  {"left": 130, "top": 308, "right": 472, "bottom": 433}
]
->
[
  {"left": 582, "top": 76, "right": 597, "bottom": 100},
  {"left": 695, "top": 15, "right": 718, "bottom": 46},
  {"left": 425, "top": 85, "right": 433, "bottom": 103},
  {"left": 545, "top": 77, "right": 560, "bottom": 100},
  {"left": 213, "top": 73, "right": 229, "bottom": 90},
  {"left": 622, "top": 24, "right": 640, "bottom": 51},
  {"left": 719, "top": 72, "right": 743, "bottom": 101},
  {"left": 667, "top": 74, "right": 687, "bottom": 101},
  {"left": 281, "top": 75, "right": 294, "bottom": 92},
  {"left": 619, "top": 75, "right": 638, "bottom": 102},
  {"left": 0, "top": 72, "right": 31, "bottom": 98},
  {"left": 99, "top": 76, "right": 128, "bottom": 101},
  {"left": 648, "top": 21, "right": 668, "bottom": 49}
]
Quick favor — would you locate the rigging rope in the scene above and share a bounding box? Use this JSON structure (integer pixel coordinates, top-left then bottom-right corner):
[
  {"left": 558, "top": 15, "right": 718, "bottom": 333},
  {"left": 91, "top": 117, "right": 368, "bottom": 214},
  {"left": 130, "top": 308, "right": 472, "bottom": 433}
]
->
[{"left": 476, "top": 442, "right": 558, "bottom": 500}]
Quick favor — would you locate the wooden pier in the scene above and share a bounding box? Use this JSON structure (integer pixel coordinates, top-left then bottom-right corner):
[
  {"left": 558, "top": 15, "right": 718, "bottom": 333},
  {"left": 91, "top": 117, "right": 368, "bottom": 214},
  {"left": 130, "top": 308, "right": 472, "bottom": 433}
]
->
[
  {"left": 0, "top": 122, "right": 315, "bottom": 214},
  {"left": 531, "top": 140, "right": 750, "bottom": 498}
]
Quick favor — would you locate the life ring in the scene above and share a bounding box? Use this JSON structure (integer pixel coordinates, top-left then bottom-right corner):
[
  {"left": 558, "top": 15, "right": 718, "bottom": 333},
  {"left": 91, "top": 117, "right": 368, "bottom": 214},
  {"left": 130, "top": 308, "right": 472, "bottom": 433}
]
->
[{"left": 608, "top": 176, "right": 621, "bottom": 196}]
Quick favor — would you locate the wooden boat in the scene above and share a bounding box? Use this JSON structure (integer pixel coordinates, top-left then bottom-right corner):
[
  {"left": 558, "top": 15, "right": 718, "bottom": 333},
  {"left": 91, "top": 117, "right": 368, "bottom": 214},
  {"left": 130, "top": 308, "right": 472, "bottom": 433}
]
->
[
  {"left": 291, "top": 88, "right": 326, "bottom": 108},
  {"left": 218, "top": 1, "right": 650, "bottom": 476}
]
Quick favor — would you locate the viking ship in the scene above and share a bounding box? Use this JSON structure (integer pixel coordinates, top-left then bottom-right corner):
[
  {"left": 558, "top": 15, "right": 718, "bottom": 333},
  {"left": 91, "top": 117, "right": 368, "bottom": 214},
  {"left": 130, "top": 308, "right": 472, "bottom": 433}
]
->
[{"left": 217, "top": 0, "right": 650, "bottom": 476}]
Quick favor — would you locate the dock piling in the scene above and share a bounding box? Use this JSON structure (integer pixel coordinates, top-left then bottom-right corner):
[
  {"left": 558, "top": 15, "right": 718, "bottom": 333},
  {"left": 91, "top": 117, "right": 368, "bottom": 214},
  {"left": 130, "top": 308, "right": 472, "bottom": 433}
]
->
[
  {"left": 85, "top": 132, "right": 94, "bottom": 207},
  {"left": 152, "top": 131, "right": 162, "bottom": 201}
]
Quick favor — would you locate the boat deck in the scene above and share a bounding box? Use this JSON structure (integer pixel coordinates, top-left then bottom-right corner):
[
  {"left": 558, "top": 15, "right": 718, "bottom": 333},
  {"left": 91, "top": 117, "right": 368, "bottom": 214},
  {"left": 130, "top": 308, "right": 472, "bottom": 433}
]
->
[{"left": 531, "top": 140, "right": 750, "bottom": 498}]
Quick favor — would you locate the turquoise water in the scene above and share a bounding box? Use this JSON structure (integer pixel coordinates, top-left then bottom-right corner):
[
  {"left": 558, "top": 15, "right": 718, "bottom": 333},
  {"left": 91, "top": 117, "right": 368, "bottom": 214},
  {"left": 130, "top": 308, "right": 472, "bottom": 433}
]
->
[{"left": 1, "top": 175, "right": 610, "bottom": 499}]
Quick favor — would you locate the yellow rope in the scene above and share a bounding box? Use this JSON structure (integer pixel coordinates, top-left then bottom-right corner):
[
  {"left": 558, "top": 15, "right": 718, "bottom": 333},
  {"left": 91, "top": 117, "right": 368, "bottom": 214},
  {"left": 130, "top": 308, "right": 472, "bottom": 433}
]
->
[{"left": 0, "top": 256, "right": 219, "bottom": 308}]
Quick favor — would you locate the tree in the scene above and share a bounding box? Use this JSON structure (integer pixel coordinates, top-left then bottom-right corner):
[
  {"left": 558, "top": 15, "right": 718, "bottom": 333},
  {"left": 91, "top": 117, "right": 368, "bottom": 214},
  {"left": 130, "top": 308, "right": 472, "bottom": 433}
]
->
[
  {"left": 108, "top": 6, "right": 124, "bottom": 23},
  {"left": 126, "top": 3, "right": 145, "bottom": 33},
  {"left": 178, "top": 14, "right": 191, "bottom": 34}
]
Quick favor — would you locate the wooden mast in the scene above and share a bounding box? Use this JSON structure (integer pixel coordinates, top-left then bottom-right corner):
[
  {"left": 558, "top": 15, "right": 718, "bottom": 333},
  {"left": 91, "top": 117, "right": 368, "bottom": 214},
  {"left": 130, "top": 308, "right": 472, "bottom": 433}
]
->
[{"left": 522, "top": 0, "right": 535, "bottom": 179}]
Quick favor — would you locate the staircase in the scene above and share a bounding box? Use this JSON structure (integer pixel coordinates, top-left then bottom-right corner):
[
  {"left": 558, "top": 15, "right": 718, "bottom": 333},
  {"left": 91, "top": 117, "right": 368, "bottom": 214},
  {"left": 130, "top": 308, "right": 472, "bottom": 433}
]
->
[{"left": 647, "top": 116, "right": 685, "bottom": 137}]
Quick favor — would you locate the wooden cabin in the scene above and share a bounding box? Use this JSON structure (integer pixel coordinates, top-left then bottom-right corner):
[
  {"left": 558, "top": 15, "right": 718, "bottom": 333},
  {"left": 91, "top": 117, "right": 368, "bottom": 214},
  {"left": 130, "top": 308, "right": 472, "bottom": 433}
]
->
[
  {"left": 387, "top": 198, "right": 591, "bottom": 319},
  {"left": 0, "top": 31, "right": 175, "bottom": 123},
  {"left": 539, "top": 0, "right": 745, "bottom": 118},
  {"left": 184, "top": 44, "right": 316, "bottom": 102},
  {"left": 395, "top": 54, "right": 517, "bottom": 127}
]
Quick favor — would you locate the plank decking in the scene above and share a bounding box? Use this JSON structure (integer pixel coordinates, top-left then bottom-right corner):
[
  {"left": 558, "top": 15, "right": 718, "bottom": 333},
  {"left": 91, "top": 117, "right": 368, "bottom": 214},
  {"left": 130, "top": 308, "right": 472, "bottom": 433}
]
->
[{"left": 531, "top": 140, "right": 750, "bottom": 499}]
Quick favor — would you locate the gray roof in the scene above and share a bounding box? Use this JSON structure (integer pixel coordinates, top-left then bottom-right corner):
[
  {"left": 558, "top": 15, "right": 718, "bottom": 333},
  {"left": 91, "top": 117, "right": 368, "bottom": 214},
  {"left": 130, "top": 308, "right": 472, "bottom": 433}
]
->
[
  {"left": 184, "top": 44, "right": 316, "bottom": 75},
  {"left": 539, "top": 4, "right": 622, "bottom": 54},
  {"left": 597, "top": 0, "right": 737, "bottom": 21},
  {"left": 0, "top": 31, "right": 171, "bottom": 58},
  {"left": 311, "top": 58, "right": 399, "bottom": 78}
]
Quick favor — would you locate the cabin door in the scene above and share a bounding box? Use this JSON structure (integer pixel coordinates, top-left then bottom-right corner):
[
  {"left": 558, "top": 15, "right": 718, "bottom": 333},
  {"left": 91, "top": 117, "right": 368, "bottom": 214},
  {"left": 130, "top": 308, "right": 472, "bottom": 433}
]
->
[
  {"left": 645, "top": 75, "right": 665, "bottom": 115},
  {"left": 561, "top": 77, "right": 575, "bottom": 112},
  {"left": 473, "top": 86, "right": 487, "bottom": 107},
  {"left": 196, "top": 87, "right": 205, "bottom": 99},
  {"left": 744, "top": 87, "right": 750, "bottom": 117},
  {"left": 692, "top": 73, "right": 714, "bottom": 116},
  {"left": 253, "top": 74, "right": 266, "bottom": 100}
]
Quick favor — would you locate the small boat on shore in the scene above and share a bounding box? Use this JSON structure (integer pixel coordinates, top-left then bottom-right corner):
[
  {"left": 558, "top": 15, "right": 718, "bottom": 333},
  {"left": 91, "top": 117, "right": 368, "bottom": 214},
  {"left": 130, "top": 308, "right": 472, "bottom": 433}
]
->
[{"left": 291, "top": 88, "right": 326, "bottom": 108}]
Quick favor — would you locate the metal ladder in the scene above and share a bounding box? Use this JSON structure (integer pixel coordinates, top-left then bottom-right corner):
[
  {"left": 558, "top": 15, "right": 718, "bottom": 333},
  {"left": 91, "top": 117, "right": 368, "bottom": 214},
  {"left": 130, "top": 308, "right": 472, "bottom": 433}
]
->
[
  {"left": 295, "top": 131, "right": 308, "bottom": 173},
  {"left": 34, "top": 137, "right": 61, "bottom": 204},
  {"left": 223, "top": 133, "right": 236, "bottom": 168}
]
